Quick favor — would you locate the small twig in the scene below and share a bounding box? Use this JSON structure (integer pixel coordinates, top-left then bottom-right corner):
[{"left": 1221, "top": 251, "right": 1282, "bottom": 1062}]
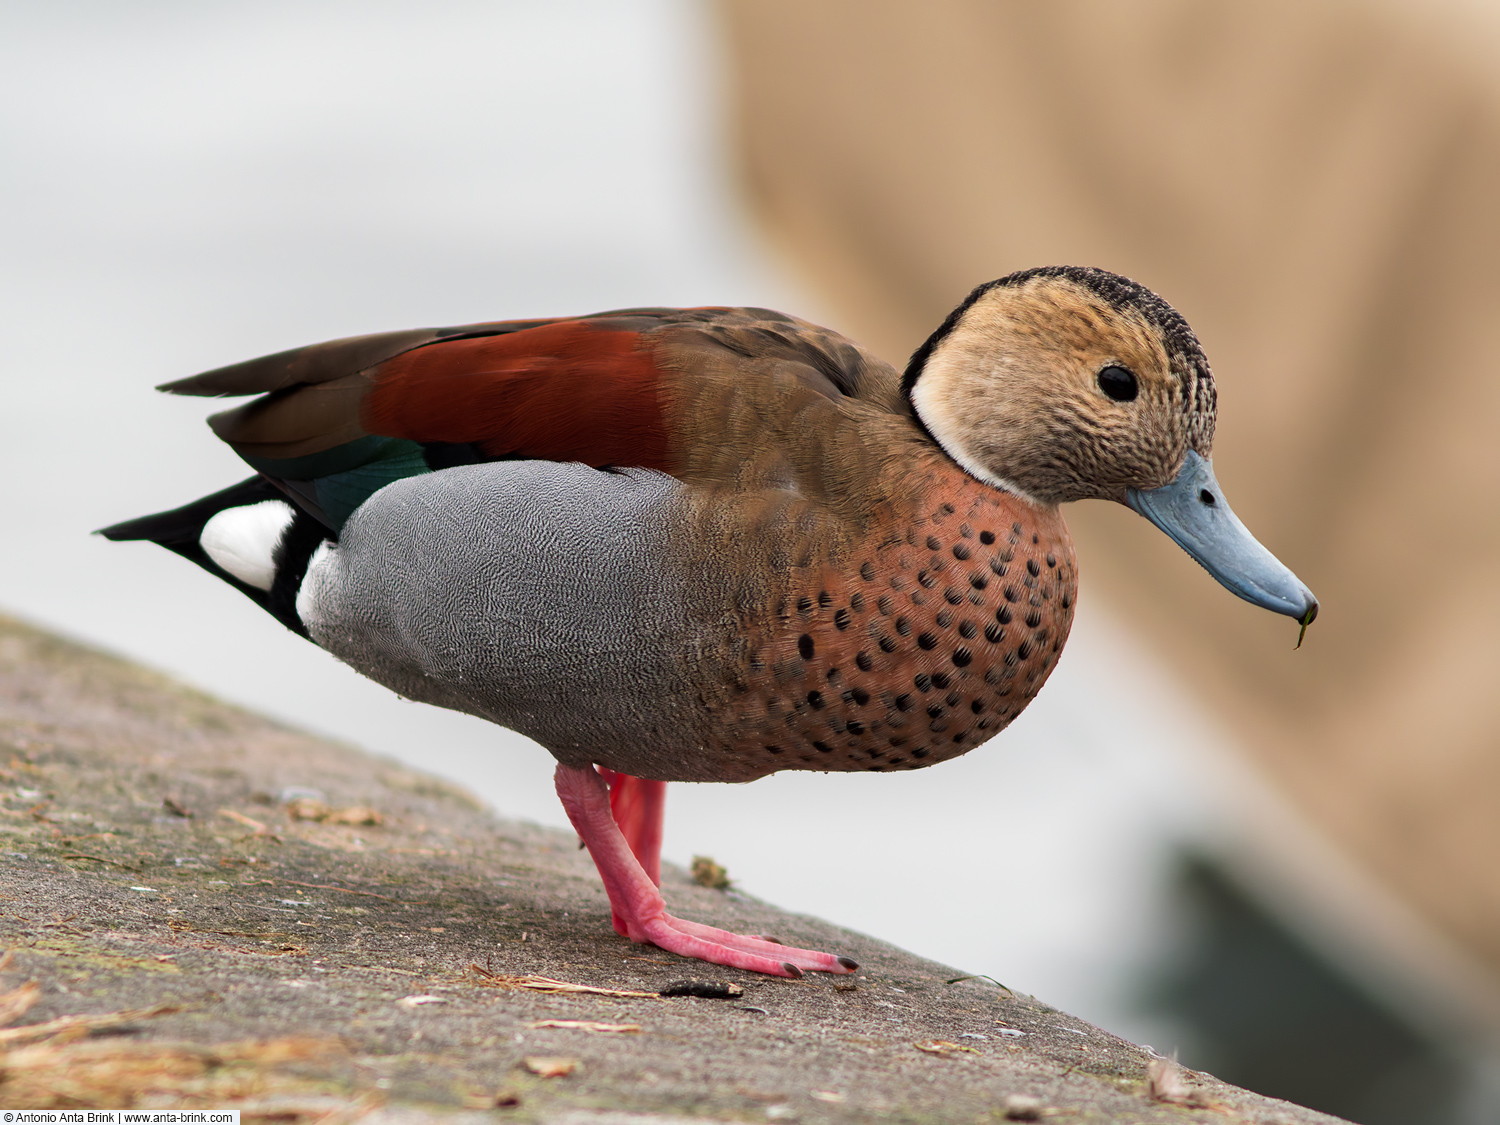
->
[{"left": 465, "top": 966, "right": 661, "bottom": 999}]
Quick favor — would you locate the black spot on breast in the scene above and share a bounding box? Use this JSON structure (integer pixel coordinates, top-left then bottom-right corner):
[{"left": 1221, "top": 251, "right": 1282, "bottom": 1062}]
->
[
  {"left": 798, "top": 634, "right": 815, "bottom": 659},
  {"left": 942, "top": 503, "right": 956, "bottom": 514},
  {"left": 818, "top": 590, "right": 833, "bottom": 608},
  {"left": 926, "top": 704, "right": 945, "bottom": 719},
  {"left": 926, "top": 535, "right": 942, "bottom": 551},
  {"left": 1025, "top": 610, "right": 1042, "bottom": 628},
  {"left": 910, "top": 591, "right": 928, "bottom": 606},
  {"left": 912, "top": 746, "right": 930, "bottom": 759},
  {"left": 914, "top": 674, "right": 932, "bottom": 692},
  {"left": 918, "top": 571, "right": 938, "bottom": 589},
  {"left": 929, "top": 718, "right": 949, "bottom": 733},
  {"left": 1004, "top": 587, "right": 1020, "bottom": 603},
  {"left": 985, "top": 623, "right": 1005, "bottom": 644},
  {"left": 952, "top": 648, "right": 973, "bottom": 667},
  {"left": 945, "top": 690, "right": 962, "bottom": 706},
  {"left": 980, "top": 531, "right": 996, "bottom": 545},
  {"left": 826, "top": 667, "right": 841, "bottom": 682},
  {"left": 849, "top": 592, "right": 865, "bottom": 611},
  {"left": 1017, "top": 640, "right": 1034, "bottom": 659},
  {"left": 1027, "top": 559, "right": 1041, "bottom": 577},
  {"left": 952, "top": 543, "right": 971, "bottom": 561},
  {"left": 944, "top": 587, "right": 964, "bottom": 605},
  {"left": 895, "top": 615, "right": 912, "bottom": 636},
  {"left": 806, "top": 690, "right": 825, "bottom": 709},
  {"left": 935, "top": 610, "right": 953, "bottom": 628},
  {"left": 765, "top": 745, "right": 782, "bottom": 754},
  {"left": 931, "top": 672, "right": 952, "bottom": 689},
  {"left": 845, "top": 720, "right": 865, "bottom": 735},
  {"left": 997, "top": 606, "right": 1013, "bottom": 624},
  {"left": 860, "top": 561, "right": 875, "bottom": 581},
  {"left": 877, "top": 595, "right": 893, "bottom": 614},
  {"left": 1046, "top": 553, "right": 1056, "bottom": 568},
  {"left": 895, "top": 693, "right": 913, "bottom": 711},
  {"left": 1032, "top": 534, "right": 1039, "bottom": 544},
  {"left": 813, "top": 741, "right": 833, "bottom": 753},
  {"left": 958, "top": 620, "right": 977, "bottom": 639},
  {"left": 917, "top": 633, "right": 937, "bottom": 651},
  {"left": 844, "top": 687, "right": 870, "bottom": 706},
  {"left": 1012, "top": 522, "right": 1023, "bottom": 535},
  {"left": 1061, "top": 592, "right": 1073, "bottom": 609},
  {"left": 796, "top": 597, "right": 813, "bottom": 615},
  {"left": 969, "top": 573, "right": 988, "bottom": 590},
  {"left": 970, "top": 699, "right": 985, "bottom": 714},
  {"left": 878, "top": 635, "right": 898, "bottom": 653},
  {"left": 989, "top": 558, "right": 1008, "bottom": 577},
  {"left": 856, "top": 651, "right": 874, "bottom": 671},
  {"left": 834, "top": 609, "right": 851, "bottom": 631}
]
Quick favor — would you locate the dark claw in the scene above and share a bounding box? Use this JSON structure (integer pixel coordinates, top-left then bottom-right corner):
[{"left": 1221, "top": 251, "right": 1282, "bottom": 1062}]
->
[
  {"left": 837, "top": 956, "right": 859, "bottom": 971},
  {"left": 781, "top": 962, "right": 804, "bottom": 979}
]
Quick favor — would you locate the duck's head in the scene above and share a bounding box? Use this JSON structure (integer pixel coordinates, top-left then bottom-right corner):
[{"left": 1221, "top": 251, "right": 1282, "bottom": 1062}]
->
[{"left": 904, "top": 265, "right": 1317, "bottom": 634}]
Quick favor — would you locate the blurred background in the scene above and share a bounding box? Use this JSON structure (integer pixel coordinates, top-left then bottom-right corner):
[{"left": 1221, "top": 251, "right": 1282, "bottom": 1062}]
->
[{"left": 3, "top": 3, "right": 1499, "bottom": 1121}]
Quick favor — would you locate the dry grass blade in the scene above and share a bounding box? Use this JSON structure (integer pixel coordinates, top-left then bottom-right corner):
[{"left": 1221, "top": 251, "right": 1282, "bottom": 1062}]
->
[
  {"left": 169, "top": 920, "right": 294, "bottom": 939},
  {"left": 1145, "top": 1057, "right": 1226, "bottom": 1111},
  {"left": 0, "top": 1002, "right": 180, "bottom": 1046},
  {"left": 216, "top": 808, "right": 277, "bottom": 837},
  {"left": 914, "top": 1039, "right": 979, "bottom": 1057},
  {"left": 286, "top": 798, "right": 383, "bottom": 826},
  {"left": 527, "top": 1019, "right": 641, "bottom": 1034},
  {"left": 0, "top": 1035, "right": 347, "bottom": 1110},
  {"left": 0, "top": 980, "right": 42, "bottom": 1027},
  {"left": 521, "top": 1056, "right": 576, "bottom": 1078},
  {"left": 466, "top": 965, "right": 659, "bottom": 999},
  {"left": 59, "top": 852, "right": 138, "bottom": 870},
  {"left": 245, "top": 877, "right": 408, "bottom": 903}
]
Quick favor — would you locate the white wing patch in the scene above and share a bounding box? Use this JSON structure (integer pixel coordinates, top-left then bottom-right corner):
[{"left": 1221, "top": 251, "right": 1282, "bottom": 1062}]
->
[{"left": 200, "top": 500, "right": 295, "bottom": 591}]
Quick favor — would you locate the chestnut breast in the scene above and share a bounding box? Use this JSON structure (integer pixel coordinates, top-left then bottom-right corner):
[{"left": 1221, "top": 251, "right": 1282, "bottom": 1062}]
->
[{"left": 701, "top": 464, "right": 1077, "bottom": 781}]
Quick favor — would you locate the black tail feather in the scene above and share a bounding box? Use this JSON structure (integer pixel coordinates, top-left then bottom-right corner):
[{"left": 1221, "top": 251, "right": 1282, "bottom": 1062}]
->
[{"left": 97, "top": 476, "right": 320, "bottom": 636}]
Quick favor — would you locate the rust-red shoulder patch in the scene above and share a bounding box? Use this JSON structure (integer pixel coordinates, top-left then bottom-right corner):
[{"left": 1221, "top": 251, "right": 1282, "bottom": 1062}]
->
[{"left": 362, "top": 320, "right": 670, "bottom": 471}]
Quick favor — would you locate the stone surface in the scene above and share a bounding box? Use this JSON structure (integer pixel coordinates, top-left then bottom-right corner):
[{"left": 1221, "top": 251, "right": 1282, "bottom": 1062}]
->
[{"left": 0, "top": 612, "right": 1346, "bottom": 1122}]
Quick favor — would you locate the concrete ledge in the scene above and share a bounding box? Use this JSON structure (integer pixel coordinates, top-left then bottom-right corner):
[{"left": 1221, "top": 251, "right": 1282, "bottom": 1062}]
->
[{"left": 0, "top": 613, "right": 1344, "bottom": 1122}]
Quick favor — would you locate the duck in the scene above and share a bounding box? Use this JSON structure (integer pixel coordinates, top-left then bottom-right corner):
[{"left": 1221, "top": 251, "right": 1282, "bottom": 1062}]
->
[{"left": 101, "top": 265, "right": 1317, "bottom": 978}]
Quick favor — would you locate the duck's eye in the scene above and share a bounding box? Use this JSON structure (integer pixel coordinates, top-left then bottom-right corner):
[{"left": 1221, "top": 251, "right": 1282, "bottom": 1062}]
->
[{"left": 1097, "top": 365, "right": 1138, "bottom": 402}]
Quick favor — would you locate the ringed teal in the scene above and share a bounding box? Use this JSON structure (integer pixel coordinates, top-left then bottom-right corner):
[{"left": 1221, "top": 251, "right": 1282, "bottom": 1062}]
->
[{"left": 102, "top": 266, "right": 1317, "bottom": 977}]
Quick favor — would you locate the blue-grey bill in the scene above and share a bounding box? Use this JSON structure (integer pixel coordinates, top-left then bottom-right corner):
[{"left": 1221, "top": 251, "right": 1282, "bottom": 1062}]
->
[{"left": 1126, "top": 451, "right": 1318, "bottom": 639}]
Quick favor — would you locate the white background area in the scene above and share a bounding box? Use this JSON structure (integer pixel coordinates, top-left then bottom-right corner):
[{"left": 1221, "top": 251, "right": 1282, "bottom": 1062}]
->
[{"left": 0, "top": 0, "right": 1251, "bottom": 1045}]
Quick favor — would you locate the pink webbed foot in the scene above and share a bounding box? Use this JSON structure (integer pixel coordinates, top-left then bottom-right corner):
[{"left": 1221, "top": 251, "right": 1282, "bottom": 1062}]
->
[{"left": 555, "top": 764, "right": 858, "bottom": 978}]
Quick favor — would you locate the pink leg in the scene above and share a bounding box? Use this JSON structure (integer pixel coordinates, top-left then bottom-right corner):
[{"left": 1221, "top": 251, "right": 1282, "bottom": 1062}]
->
[
  {"left": 596, "top": 769, "right": 666, "bottom": 935},
  {"left": 555, "top": 764, "right": 858, "bottom": 978}
]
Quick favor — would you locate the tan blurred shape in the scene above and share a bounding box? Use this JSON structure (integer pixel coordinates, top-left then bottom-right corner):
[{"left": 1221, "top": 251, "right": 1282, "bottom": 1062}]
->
[{"left": 721, "top": 0, "right": 1500, "bottom": 976}]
